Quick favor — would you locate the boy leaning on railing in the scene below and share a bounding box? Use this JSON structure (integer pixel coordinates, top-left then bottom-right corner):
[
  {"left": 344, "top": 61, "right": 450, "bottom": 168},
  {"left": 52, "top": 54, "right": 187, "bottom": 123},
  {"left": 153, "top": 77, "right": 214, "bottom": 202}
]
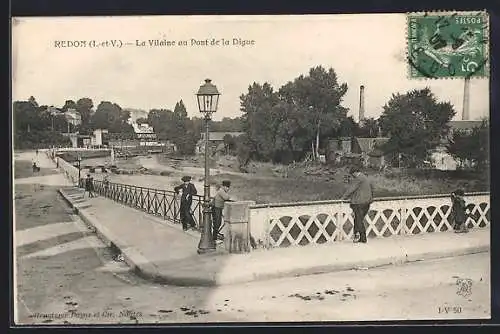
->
[{"left": 450, "top": 189, "right": 469, "bottom": 233}]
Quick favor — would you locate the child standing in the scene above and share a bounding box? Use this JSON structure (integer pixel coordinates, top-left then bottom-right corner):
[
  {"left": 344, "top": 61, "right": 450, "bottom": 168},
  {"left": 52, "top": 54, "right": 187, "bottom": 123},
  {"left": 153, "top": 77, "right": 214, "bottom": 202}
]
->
[{"left": 451, "top": 189, "right": 468, "bottom": 233}]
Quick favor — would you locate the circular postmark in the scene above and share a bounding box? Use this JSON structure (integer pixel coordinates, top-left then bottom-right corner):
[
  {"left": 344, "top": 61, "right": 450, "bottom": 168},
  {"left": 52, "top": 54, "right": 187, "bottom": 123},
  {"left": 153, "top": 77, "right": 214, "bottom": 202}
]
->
[{"left": 407, "top": 11, "right": 489, "bottom": 79}]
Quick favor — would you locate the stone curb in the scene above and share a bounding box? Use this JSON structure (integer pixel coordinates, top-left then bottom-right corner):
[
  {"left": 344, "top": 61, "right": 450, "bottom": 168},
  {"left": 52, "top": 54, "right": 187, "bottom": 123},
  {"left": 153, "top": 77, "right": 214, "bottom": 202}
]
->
[
  {"left": 58, "top": 188, "right": 489, "bottom": 287},
  {"left": 147, "top": 243, "right": 489, "bottom": 287}
]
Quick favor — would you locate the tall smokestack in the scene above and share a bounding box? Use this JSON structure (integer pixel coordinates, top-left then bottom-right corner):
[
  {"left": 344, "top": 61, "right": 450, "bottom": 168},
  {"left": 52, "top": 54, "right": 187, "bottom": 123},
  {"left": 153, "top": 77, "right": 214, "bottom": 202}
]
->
[
  {"left": 462, "top": 77, "right": 470, "bottom": 120},
  {"left": 359, "top": 85, "right": 365, "bottom": 122}
]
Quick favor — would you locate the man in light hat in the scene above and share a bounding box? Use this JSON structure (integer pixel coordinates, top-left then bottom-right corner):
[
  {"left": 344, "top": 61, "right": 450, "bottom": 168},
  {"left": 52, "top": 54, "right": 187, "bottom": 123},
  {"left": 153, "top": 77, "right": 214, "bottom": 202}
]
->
[
  {"left": 211, "top": 180, "right": 233, "bottom": 242},
  {"left": 341, "top": 166, "right": 373, "bottom": 243},
  {"left": 174, "top": 176, "right": 198, "bottom": 231}
]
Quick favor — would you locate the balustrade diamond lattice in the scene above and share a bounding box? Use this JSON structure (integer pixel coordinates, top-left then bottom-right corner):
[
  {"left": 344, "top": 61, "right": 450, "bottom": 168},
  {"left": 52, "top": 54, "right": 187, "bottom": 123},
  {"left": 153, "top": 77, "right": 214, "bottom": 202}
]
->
[{"left": 264, "top": 194, "right": 489, "bottom": 248}]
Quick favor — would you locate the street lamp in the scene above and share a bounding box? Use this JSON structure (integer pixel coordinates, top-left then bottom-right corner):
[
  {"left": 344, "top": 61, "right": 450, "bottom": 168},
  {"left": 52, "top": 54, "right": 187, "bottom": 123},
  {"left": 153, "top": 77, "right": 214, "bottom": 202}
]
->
[
  {"left": 77, "top": 155, "right": 82, "bottom": 187},
  {"left": 196, "top": 78, "right": 221, "bottom": 254}
]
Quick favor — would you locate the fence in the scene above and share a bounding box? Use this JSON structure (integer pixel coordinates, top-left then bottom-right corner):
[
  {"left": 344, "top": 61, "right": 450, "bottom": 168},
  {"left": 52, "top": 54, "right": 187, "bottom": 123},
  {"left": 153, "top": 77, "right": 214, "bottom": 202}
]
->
[
  {"left": 248, "top": 192, "right": 490, "bottom": 248},
  {"left": 50, "top": 150, "right": 208, "bottom": 229},
  {"left": 92, "top": 180, "right": 205, "bottom": 227}
]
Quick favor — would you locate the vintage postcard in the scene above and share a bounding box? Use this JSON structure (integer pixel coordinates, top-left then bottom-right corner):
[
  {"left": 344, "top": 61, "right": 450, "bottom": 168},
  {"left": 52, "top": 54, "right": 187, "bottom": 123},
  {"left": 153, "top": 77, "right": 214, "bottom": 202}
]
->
[{"left": 12, "top": 12, "right": 490, "bottom": 325}]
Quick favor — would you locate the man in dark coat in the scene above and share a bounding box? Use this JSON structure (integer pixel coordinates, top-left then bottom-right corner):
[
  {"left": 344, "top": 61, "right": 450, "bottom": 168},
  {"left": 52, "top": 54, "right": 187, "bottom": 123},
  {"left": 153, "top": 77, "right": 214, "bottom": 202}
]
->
[
  {"left": 174, "top": 176, "right": 198, "bottom": 231},
  {"left": 341, "top": 166, "right": 374, "bottom": 243},
  {"left": 85, "top": 174, "right": 95, "bottom": 198}
]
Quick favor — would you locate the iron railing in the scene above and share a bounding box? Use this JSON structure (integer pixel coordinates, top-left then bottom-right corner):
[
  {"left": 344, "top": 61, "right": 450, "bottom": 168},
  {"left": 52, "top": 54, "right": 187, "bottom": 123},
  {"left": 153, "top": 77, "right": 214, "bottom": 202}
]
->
[{"left": 92, "top": 179, "right": 209, "bottom": 229}]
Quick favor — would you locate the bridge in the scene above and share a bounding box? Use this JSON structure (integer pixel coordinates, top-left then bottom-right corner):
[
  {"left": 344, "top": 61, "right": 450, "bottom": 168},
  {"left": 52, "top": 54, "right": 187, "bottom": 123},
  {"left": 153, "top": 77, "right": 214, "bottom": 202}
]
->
[{"left": 48, "top": 148, "right": 491, "bottom": 253}]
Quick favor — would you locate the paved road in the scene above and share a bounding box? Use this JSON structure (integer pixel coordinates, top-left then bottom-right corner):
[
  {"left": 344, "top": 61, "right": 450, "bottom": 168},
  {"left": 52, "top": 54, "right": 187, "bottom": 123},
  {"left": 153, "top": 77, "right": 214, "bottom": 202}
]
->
[{"left": 14, "top": 151, "right": 490, "bottom": 324}]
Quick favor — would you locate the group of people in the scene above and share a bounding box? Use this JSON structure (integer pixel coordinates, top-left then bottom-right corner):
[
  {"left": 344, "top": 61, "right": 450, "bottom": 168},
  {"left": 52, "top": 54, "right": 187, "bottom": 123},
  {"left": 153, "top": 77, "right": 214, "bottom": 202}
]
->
[{"left": 174, "top": 176, "right": 232, "bottom": 243}]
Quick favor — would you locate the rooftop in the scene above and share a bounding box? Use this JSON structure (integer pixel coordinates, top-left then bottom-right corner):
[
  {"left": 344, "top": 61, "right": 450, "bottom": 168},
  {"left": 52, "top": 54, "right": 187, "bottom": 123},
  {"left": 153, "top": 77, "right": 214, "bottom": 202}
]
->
[
  {"left": 449, "top": 120, "right": 484, "bottom": 131},
  {"left": 354, "top": 137, "right": 390, "bottom": 154},
  {"left": 202, "top": 132, "right": 245, "bottom": 141}
]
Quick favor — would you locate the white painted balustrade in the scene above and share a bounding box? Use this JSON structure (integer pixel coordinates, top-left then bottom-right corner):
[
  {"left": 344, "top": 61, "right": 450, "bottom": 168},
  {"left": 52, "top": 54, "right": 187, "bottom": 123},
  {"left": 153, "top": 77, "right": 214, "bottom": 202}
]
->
[
  {"left": 248, "top": 193, "right": 490, "bottom": 249},
  {"left": 49, "top": 151, "right": 490, "bottom": 252}
]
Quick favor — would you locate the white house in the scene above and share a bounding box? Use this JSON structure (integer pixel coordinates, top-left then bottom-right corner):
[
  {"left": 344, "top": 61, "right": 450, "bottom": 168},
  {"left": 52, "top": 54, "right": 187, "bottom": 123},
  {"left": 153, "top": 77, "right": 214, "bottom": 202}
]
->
[
  {"left": 90, "top": 129, "right": 108, "bottom": 147},
  {"left": 431, "top": 120, "right": 484, "bottom": 170},
  {"left": 63, "top": 108, "right": 82, "bottom": 127}
]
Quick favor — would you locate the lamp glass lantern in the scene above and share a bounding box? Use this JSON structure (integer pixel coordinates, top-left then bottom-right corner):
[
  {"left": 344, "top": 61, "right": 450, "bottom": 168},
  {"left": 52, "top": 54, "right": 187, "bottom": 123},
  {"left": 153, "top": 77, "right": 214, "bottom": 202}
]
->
[{"left": 196, "top": 79, "right": 220, "bottom": 117}]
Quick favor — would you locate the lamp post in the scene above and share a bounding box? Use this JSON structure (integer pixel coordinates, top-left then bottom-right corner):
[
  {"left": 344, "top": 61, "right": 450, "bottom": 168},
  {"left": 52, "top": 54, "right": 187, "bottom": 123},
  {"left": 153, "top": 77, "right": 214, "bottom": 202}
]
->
[
  {"left": 196, "top": 78, "right": 221, "bottom": 254},
  {"left": 77, "top": 155, "right": 82, "bottom": 187}
]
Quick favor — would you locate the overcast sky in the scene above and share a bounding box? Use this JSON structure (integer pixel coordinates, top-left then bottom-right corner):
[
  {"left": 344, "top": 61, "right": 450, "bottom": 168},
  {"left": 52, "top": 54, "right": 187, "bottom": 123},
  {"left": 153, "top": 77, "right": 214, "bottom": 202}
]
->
[{"left": 12, "top": 14, "right": 489, "bottom": 121}]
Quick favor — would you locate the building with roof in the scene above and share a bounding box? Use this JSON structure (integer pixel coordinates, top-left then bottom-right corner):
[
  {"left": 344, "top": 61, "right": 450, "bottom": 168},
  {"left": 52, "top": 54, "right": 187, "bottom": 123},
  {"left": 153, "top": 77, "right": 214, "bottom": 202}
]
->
[
  {"left": 326, "top": 137, "right": 390, "bottom": 168},
  {"left": 432, "top": 119, "right": 486, "bottom": 170},
  {"left": 351, "top": 137, "right": 390, "bottom": 169},
  {"left": 196, "top": 131, "right": 245, "bottom": 154},
  {"left": 448, "top": 120, "right": 484, "bottom": 134}
]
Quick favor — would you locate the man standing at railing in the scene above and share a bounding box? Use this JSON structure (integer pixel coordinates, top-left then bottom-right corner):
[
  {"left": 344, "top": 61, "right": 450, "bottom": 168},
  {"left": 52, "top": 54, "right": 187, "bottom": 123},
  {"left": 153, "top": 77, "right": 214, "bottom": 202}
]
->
[
  {"left": 341, "top": 166, "right": 374, "bottom": 244},
  {"left": 174, "top": 176, "right": 198, "bottom": 231},
  {"left": 211, "top": 180, "right": 233, "bottom": 243}
]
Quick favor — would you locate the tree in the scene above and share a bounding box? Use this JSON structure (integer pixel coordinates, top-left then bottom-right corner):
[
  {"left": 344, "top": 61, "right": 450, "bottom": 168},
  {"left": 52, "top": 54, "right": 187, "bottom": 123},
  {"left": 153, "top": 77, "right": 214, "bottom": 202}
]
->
[
  {"left": 172, "top": 100, "right": 195, "bottom": 155},
  {"left": 379, "top": 88, "right": 456, "bottom": 168},
  {"left": 235, "top": 133, "right": 255, "bottom": 169},
  {"left": 91, "top": 101, "right": 133, "bottom": 133},
  {"left": 223, "top": 134, "right": 236, "bottom": 154},
  {"left": 28, "top": 96, "right": 38, "bottom": 107},
  {"left": 446, "top": 119, "right": 489, "bottom": 170},
  {"left": 76, "top": 97, "right": 94, "bottom": 134},
  {"left": 211, "top": 117, "right": 244, "bottom": 132},
  {"left": 278, "top": 66, "right": 349, "bottom": 160},
  {"left": 357, "top": 117, "right": 380, "bottom": 137},
  {"left": 239, "top": 67, "right": 350, "bottom": 164},
  {"left": 13, "top": 97, "right": 72, "bottom": 148},
  {"left": 336, "top": 116, "right": 359, "bottom": 138},
  {"left": 240, "top": 82, "right": 280, "bottom": 161},
  {"left": 61, "top": 100, "right": 77, "bottom": 112},
  {"left": 147, "top": 108, "right": 174, "bottom": 141},
  {"left": 14, "top": 100, "right": 38, "bottom": 132}
]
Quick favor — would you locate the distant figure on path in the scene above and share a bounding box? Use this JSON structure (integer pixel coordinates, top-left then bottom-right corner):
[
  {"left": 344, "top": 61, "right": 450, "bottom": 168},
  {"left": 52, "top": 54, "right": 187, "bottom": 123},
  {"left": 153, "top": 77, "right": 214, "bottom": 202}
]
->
[
  {"left": 174, "top": 176, "right": 198, "bottom": 231},
  {"left": 451, "top": 189, "right": 468, "bottom": 233},
  {"left": 103, "top": 174, "right": 110, "bottom": 194},
  {"left": 341, "top": 166, "right": 374, "bottom": 243},
  {"left": 32, "top": 161, "right": 40, "bottom": 173},
  {"left": 85, "top": 174, "right": 95, "bottom": 198},
  {"left": 212, "top": 180, "right": 233, "bottom": 242}
]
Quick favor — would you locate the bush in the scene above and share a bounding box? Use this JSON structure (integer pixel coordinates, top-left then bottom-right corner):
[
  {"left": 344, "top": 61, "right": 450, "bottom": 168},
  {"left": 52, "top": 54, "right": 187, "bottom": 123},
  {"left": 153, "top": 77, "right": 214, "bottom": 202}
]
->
[{"left": 14, "top": 130, "right": 72, "bottom": 149}]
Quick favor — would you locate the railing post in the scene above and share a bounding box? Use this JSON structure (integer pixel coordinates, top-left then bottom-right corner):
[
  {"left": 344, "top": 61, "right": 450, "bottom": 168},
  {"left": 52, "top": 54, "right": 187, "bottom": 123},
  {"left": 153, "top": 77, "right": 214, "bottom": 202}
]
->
[
  {"left": 400, "top": 198, "right": 409, "bottom": 236},
  {"left": 224, "top": 201, "right": 255, "bottom": 254},
  {"left": 173, "top": 193, "right": 178, "bottom": 224},
  {"left": 163, "top": 191, "right": 167, "bottom": 219},
  {"left": 264, "top": 205, "right": 271, "bottom": 249},
  {"left": 338, "top": 202, "right": 348, "bottom": 242},
  {"left": 198, "top": 197, "right": 203, "bottom": 229}
]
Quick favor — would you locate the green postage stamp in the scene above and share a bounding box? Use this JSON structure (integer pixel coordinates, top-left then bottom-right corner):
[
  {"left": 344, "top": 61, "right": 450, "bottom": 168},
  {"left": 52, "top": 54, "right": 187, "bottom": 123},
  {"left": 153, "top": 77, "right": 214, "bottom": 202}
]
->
[{"left": 407, "top": 11, "right": 489, "bottom": 79}]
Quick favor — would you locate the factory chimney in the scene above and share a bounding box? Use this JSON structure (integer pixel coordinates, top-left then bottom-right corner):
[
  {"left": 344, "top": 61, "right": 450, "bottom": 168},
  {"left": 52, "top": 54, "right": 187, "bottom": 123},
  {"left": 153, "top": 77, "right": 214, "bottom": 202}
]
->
[
  {"left": 462, "top": 77, "right": 470, "bottom": 120},
  {"left": 359, "top": 85, "right": 365, "bottom": 122}
]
